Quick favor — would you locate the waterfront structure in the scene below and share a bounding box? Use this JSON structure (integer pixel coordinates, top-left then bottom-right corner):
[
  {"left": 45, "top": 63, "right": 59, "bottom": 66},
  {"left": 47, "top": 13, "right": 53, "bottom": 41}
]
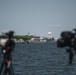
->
[
  {"left": 0, "top": 39, "right": 7, "bottom": 46},
  {"left": 54, "top": 38, "right": 58, "bottom": 41},
  {"left": 27, "top": 37, "right": 46, "bottom": 43},
  {"left": 48, "top": 32, "right": 52, "bottom": 39},
  {"left": 0, "top": 38, "right": 25, "bottom": 46}
]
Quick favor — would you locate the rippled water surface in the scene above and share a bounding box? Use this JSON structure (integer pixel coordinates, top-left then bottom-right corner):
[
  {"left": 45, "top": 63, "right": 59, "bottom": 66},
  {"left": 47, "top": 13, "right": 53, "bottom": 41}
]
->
[{"left": 0, "top": 43, "right": 76, "bottom": 75}]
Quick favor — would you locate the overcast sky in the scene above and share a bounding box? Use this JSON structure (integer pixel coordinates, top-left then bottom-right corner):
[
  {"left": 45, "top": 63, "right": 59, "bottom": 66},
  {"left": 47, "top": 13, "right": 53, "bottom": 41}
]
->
[{"left": 0, "top": 0, "right": 76, "bottom": 37}]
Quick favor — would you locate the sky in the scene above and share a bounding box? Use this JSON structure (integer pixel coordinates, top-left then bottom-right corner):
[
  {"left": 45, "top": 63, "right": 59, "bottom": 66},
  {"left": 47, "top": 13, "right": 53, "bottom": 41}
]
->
[{"left": 0, "top": 0, "right": 76, "bottom": 38}]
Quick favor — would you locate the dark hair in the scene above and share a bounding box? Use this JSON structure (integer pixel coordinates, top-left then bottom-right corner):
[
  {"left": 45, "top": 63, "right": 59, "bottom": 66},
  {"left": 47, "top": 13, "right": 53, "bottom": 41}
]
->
[{"left": 5, "top": 31, "right": 14, "bottom": 38}]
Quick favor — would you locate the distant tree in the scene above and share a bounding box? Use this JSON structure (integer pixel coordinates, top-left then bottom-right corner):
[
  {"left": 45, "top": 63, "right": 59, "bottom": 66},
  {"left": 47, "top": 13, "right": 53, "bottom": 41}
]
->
[
  {"left": 0, "top": 35, "right": 7, "bottom": 38},
  {"left": 0, "top": 35, "right": 33, "bottom": 41}
]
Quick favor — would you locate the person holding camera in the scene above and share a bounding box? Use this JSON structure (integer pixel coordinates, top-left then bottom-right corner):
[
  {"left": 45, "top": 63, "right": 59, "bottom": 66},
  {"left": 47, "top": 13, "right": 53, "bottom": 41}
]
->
[
  {"left": 57, "top": 29, "right": 76, "bottom": 65},
  {"left": 0, "top": 31, "right": 15, "bottom": 75}
]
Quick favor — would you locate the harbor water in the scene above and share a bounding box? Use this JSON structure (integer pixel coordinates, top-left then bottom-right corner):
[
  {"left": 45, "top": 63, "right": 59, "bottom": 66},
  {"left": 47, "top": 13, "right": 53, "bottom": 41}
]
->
[{"left": 0, "top": 43, "right": 76, "bottom": 75}]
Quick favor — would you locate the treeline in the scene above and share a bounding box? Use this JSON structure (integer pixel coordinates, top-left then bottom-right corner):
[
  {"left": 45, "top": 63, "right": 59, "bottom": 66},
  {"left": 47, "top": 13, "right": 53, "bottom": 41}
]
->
[
  {"left": 0, "top": 35, "right": 32, "bottom": 41},
  {"left": 13, "top": 35, "right": 32, "bottom": 41}
]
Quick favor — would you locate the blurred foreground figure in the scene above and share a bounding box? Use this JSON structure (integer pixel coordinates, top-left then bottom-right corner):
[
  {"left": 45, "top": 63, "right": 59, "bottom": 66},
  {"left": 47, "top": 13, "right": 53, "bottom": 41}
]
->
[
  {"left": 57, "top": 29, "right": 76, "bottom": 65},
  {"left": 66, "top": 47, "right": 74, "bottom": 65},
  {"left": 0, "top": 31, "right": 15, "bottom": 75}
]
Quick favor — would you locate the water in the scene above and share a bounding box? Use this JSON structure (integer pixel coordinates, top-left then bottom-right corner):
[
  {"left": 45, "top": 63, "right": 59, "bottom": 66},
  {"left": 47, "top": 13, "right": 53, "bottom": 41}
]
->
[{"left": 0, "top": 43, "right": 76, "bottom": 75}]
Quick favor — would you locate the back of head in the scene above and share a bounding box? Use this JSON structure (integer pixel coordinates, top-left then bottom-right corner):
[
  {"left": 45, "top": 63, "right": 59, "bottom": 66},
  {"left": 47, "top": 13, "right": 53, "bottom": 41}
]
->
[{"left": 5, "top": 31, "right": 14, "bottom": 38}]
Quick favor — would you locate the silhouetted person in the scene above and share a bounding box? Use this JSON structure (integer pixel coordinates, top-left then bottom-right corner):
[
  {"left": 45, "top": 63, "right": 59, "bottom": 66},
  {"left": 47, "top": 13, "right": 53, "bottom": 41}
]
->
[{"left": 0, "top": 31, "right": 15, "bottom": 75}]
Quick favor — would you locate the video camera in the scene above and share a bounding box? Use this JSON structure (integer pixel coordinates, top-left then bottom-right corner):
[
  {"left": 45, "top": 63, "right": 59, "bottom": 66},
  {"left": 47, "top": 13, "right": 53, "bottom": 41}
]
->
[{"left": 57, "top": 29, "right": 76, "bottom": 49}]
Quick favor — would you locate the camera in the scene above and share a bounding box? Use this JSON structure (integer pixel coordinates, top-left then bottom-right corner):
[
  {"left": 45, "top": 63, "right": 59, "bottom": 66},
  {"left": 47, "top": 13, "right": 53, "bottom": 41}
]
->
[{"left": 57, "top": 29, "right": 76, "bottom": 49}]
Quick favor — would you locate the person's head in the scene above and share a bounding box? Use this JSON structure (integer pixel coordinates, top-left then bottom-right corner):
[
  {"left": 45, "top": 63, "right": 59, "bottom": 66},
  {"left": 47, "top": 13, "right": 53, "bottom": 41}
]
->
[{"left": 5, "top": 31, "right": 14, "bottom": 39}]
